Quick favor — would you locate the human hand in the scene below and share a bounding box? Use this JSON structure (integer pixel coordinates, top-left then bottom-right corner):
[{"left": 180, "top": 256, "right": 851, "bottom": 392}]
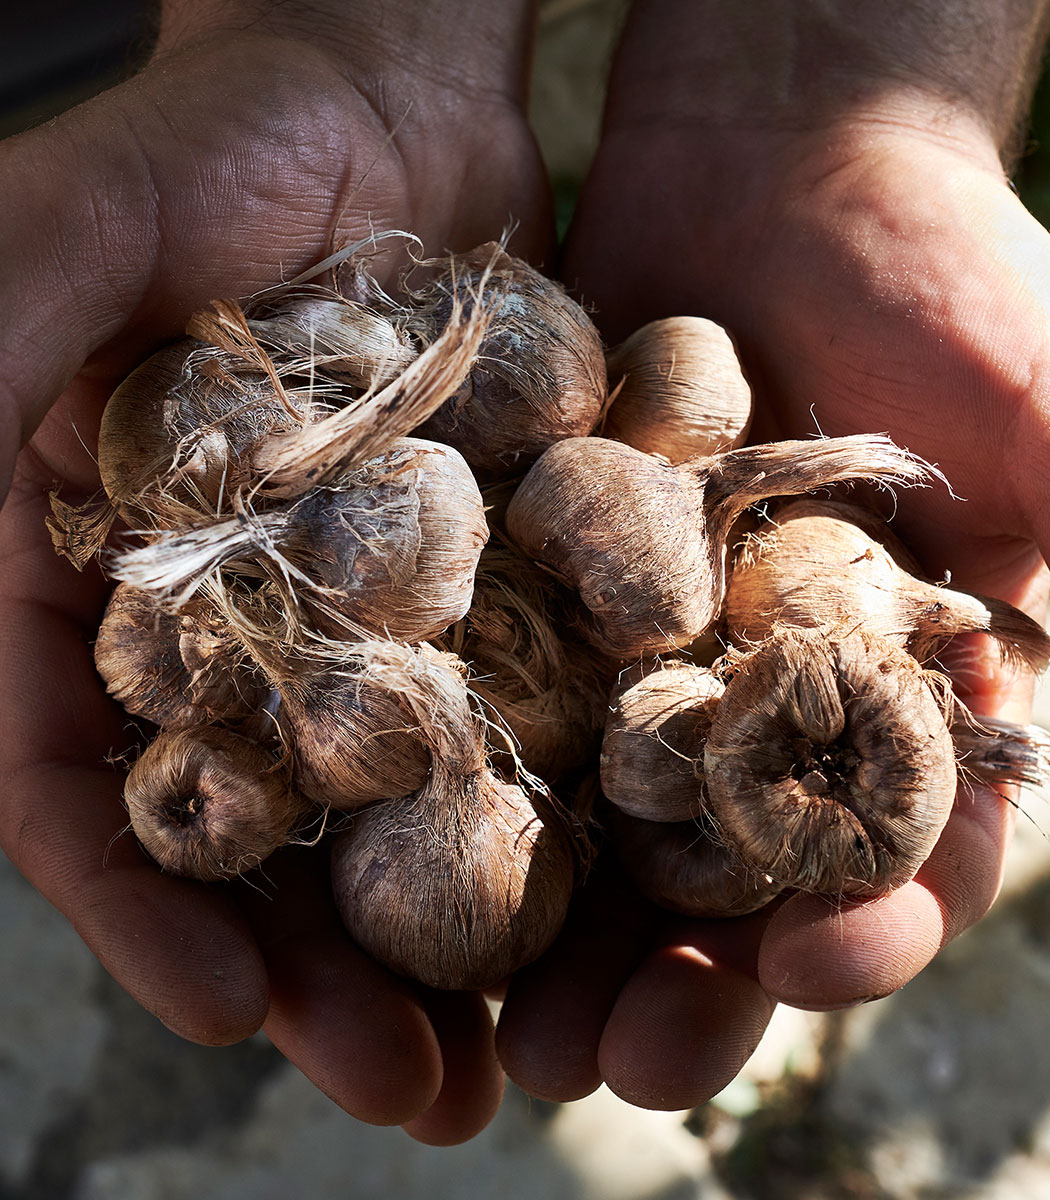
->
[
  {"left": 0, "top": 0, "right": 552, "bottom": 1144},
  {"left": 497, "top": 0, "right": 1050, "bottom": 1110}
]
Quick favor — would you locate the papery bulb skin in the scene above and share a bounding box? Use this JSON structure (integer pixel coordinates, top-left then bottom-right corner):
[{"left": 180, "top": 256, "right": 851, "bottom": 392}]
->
[
  {"left": 125, "top": 726, "right": 304, "bottom": 881},
  {"left": 605, "top": 317, "right": 752, "bottom": 463},
  {"left": 278, "top": 671, "right": 432, "bottom": 809},
  {"left": 506, "top": 437, "right": 711, "bottom": 657},
  {"left": 290, "top": 439, "right": 489, "bottom": 643}
]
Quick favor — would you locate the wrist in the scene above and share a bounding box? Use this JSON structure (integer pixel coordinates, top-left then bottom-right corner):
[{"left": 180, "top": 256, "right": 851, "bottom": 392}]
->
[
  {"left": 155, "top": 1, "right": 537, "bottom": 107},
  {"left": 606, "top": 0, "right": 1050, "bottom": 166}
]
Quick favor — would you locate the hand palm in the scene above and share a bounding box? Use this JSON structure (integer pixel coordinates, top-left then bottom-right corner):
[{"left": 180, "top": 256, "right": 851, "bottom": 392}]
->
[
  {"left": 505, "top": 121, "right": 1050, "bottom": 1111},
  {"left": 719, "top": 137, "right": 1050, "bottom": 610},
  {"left": 690, "top": 134, "right": 1050, "bottom": 1009}
]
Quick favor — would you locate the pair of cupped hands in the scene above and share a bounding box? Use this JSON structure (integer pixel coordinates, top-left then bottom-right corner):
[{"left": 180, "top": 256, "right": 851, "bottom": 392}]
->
[{"left": 2, "top": 0, "right": 1049, "bottom": 1145}]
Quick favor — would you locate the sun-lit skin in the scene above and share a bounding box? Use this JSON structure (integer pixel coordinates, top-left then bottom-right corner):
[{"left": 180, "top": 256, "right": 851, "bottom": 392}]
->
[{"left": 4, "top": 0, "right": 1050, "bottom": 1139}]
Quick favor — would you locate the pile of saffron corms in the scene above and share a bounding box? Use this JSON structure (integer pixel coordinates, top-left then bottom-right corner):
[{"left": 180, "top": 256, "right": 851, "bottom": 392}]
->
[{"left": 49, "top": 239, "right": 1050, "bottom": 990}]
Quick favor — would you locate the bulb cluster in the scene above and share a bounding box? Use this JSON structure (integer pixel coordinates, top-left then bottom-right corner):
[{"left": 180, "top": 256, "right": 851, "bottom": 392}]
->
[
  {"left": 49, "top": 242, "right": 1050, "bottom": 990},
  {"left": 598, "top": 496, "right": 1050, "bottom": 909}
]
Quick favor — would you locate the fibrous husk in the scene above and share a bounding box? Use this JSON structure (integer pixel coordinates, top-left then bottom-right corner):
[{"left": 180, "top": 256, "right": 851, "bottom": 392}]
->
[
  {"left": 252, "top": 279, "right": 492, "bottom": 495},
  {"left": 505, "top": 433, "right": 930, "bottom": 658},
  {"left": 951, "top": 708, "right": 1050, "bottom": 793},
  {"left": 244, "top": 286, "right": 418, "bottom": 391},
  {"left": 94, "top": 583, "right": 269, "bottom": 730},
  {"left": 606, "top": 805, "right": 782, "bottom": 918},
  {"left": 704, "top": 629, "right": 958, "bottom": 897},
  {"left": 86, "top": 246, "right": 490, "bottom": 535},
  {"left": 124, "top": 725, "right": 305, "bottom": 880},
  {"left": 726, "top": 498, "right": 1050, "bottom": 672},
  {"left": 603, "top": 316, "right": 752, "bottom": 463},
  {"left": 412, "top": 243, "right": 607, "bottom": 479},
  {"left": 327, "top": 639, "right": 576, "bottom": 990},
  {"left": 110, "top": 438, "right": 488, "bottom": 645},
  {"left": 331, "top": 764, "right": 575, "bottom": 990},
  {"left": 46, "top": 491, "right": 118, "bottom": 570},
  {"left": 273, "top": 439, "right": 488, "bottom": 644},
  {"left": 96, "top": 333, "right": 318, "bottom": 522},
  {"left": 439, "top": 535, "right": 616, "bottom": 781},
  {"left": 600, "top": 660, "right": 723, "bottom": 822}
]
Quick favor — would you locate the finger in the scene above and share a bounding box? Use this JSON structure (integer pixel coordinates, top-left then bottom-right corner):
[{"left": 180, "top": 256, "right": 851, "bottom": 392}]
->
[
  {"left": 236, "top": 846, "right": 445, "bottom": 1127},
  {"left": 598, "top": 911, "right": 776, "bottom": 1111},
  {"left": 757, "top": 778, "right": 1011, "bottom": 1008},
  {"left": 0, "top": 643, "right": 271, "bottom": 1043},
  {"left": 400, "top": 988, "right": 505, "bottom": 1146},
  {"left": 495, "top": 864, "right": 653, "bottom": 1102},
  {"left": 0, "top": 479, "right": 268, "bottom": 1043}
]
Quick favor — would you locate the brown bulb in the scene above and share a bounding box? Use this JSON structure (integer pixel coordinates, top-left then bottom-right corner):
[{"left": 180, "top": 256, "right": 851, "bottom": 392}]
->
[
  {"left": 600, "top": 662, "right": 723, "bottom": 822},
  {"left": 277, "top": 667, "right": 432, "bottom": 809},
  {"left": 124, "top": 726, "right": 305, "bottom": 880},
  {"left": 97, "top": 337, "right": 308, "bottom": 520},
  {"left": 413, "top": 244, "right": 607, "bottom": 478},
  {"left": 726, "top": 498, "right": 1050, "bottom": 671},
  {"left": 331, "top": 763, "right": 575, "bottom": 990},
  {"left": 112, "top": 438, "right": 489, "bottom": 645},
  {"left": 607, "top": 806, "right": 782, "bottom": 918},
  {"left": 94, "top": 584, "right": 267, "bottom": 729},
  {"left": 704, "top": 629, "right": 957, "bottom": 897},
  {"left": 505, "top": 434, "right": 928, "bottom": 658},
  {"left": 290, "top": 439, "right": 488, "bottom": 643},
  {"left": 322, "top": 638, "right": 576, "bottom": 989},
  {"left": 604, "top": 317, "right": 753, "bottom": 462}
]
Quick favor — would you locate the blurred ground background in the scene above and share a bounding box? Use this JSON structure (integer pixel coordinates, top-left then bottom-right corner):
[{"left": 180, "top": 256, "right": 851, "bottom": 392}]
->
[{"left": 5, "top": 1, "right": 1050, "bottom": 1197}]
